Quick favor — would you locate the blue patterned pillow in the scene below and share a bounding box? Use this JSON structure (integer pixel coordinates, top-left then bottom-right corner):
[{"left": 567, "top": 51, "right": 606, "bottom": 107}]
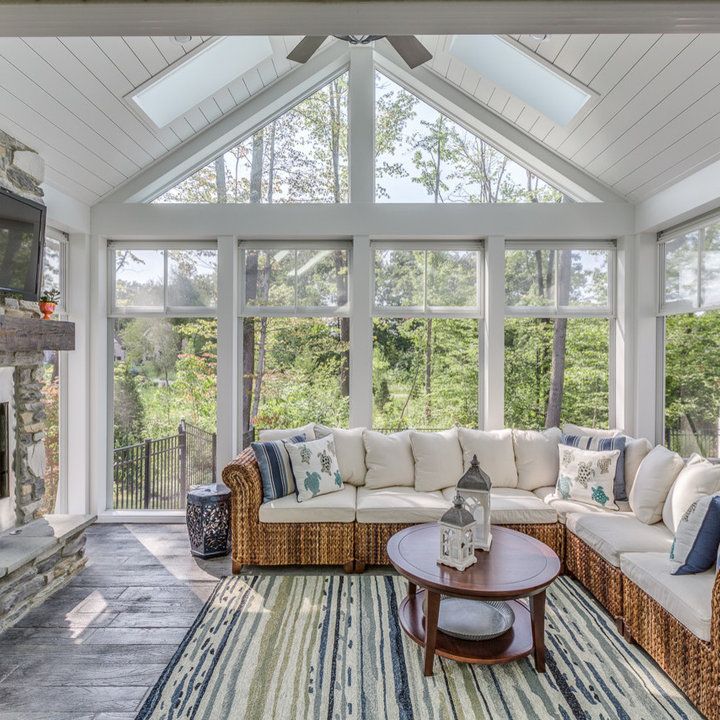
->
[
  {"left": 562, "top": 434, "right": 627, "bottom": 500},
  {"left": 671, "top": 493, "right": 720, "bottom": 575},
  {"left": 252, "top": 434, "right": 306, "bottom": 503}
]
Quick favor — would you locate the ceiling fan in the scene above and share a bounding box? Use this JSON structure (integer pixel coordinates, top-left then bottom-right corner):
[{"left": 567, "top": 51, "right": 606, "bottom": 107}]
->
[{"left": 287, "top": 35, "right": 432, "bottom": 69}]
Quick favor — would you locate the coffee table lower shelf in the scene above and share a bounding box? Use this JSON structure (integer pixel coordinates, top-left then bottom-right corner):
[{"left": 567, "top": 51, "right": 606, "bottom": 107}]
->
[{"left": 399, "top": 590, "right": 533, "bottom": 666}]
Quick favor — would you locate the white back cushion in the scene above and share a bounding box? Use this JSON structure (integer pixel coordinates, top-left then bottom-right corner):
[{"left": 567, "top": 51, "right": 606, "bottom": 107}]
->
[
  {"left": 562, "top": 424, "right": 624, "bottom": 439},
  {"left": 363, "top": 430, "right": 415, "bottom": 489},
  {"left": 411, "top": 428, "right": 464, "bottom": 492},
  {"left": 662, "top": 454, "right": 720, "bottom": 532},
  {"left": 629, "top": 445, "right": 684, "bottom": 524},
  {"left": 513, "top": 428, "right": 562, "bottom": 491},
  {"left": 457, "top": 428, "right": 518, "bottom": 488},
  {"left": 314, "top": 425, "right": 366, "bottom": 486},
  {"left": 624, "top": 437, "right": 653, "bottom": 496},
  {"left": 259, "top": 423, "right": 316, "bottom": 442}
]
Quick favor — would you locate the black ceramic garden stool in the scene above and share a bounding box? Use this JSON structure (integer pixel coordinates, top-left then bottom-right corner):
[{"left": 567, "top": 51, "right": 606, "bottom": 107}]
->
[{"left": 186, "top": 483, "right": 231, "bottom": 559}]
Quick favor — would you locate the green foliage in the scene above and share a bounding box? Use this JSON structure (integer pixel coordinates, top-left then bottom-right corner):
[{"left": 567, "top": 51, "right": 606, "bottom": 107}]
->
[{"left": 113, "top": 361, "right": 146, "bottom": 447}]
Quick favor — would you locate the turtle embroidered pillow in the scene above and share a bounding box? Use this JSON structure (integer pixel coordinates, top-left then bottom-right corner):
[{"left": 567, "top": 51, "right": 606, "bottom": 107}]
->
[
  {"left": 554, "top": 444, "right": 621, "bottom": 510},
  {"left": 284, "top": 434, "right": 344, "bottom": 502}
]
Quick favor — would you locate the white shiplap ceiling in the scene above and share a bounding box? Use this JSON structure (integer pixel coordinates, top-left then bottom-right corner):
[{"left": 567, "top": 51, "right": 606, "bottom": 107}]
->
[{"left": 0, "top": 33, "right": 719, "bottom": 205}]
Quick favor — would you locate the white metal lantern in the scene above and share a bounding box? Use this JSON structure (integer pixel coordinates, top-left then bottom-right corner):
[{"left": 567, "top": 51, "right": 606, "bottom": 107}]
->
[
  {"left": 457, "top": 454, "right": 492, "bottom": 551},
  {"left": 437, "top": 495, "right": 477, "bottom": 571}
]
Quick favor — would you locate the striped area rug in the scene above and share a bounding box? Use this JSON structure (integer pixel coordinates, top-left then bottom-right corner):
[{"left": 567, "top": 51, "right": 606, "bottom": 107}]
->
[{"left": 136, "top": 575, "right": 701, "bottom": 720}]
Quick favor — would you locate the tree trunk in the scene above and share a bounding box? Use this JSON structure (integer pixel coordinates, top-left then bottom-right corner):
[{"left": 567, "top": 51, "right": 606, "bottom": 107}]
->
[
  {"left": 242, "top": 254, "right": 258, "bottom": 440},
  {"left": 545, "top": 250, "right": 572, "bottom": 428},
  {"left": 249, "top": 129, "right": 264, "bottom": 204},
  {"left": 425, "top": 318, "right": 432, "bottom": 425},
  {"left": 266, "top": 121, "right": 276, "bottom": 204},
  {"left": 214, "top": 157, "right": 227, "bottom": 203},
  {"left": 251, "top": 317, "right": 268, "bottom": 421}
]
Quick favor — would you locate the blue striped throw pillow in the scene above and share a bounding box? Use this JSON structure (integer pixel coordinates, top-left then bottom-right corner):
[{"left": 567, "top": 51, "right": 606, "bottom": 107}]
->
[
  {"left": 562, "top": 434, "right": 627, "bottom": 501},
  {"left": 252, "top": 434, "right": 306, "bottom": 503},
  {"left": 671, "top": 493, "right": 720, "bottom": 575}
]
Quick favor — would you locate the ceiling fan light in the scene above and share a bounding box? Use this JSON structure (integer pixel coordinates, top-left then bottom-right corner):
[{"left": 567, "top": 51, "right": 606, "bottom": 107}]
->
[{"left": 170, "top": 36, "right": 193, "bottom": 45}]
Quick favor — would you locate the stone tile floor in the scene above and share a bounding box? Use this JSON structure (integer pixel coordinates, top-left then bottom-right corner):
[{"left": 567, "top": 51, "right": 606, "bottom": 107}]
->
[{"left": 0, "top": 523, "right": 229, "bottom": 720}]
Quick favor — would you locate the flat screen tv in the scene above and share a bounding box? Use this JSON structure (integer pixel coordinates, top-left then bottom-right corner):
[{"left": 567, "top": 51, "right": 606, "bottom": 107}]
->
[{"left": 0, "top": 187, "right": 46, "bottom": 301}]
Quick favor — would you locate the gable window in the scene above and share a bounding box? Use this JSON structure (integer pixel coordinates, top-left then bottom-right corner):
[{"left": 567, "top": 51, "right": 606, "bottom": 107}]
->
[
  {"left": 504, "top": 243, "right": 615, "bottom": 429},
  {"left": 372, "top": 242, "right": 482, "bottom": 430},
  {"left": 375, "top": 72, "right": 566, "bottom": 204},
  {"left": 154, "top": 73, "right": 349, "bottom": 204}
]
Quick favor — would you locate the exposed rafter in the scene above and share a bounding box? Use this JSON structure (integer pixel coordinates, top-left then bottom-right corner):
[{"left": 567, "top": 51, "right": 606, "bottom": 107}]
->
[
  {"left": 101, "top": 41, "right": 350, "bottom": 204},
  {"left": 374, "top": 44, "right": 625, "bottom": 203}
]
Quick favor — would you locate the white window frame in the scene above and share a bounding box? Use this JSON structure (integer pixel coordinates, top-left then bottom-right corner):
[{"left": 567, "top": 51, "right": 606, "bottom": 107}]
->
[
  {"left": 108, "top": 240, "right": 218, "bottom": 317},
  {"left": 238, "top": 240, "right": 352, "bottom": 319},
  {"left": 658, "top": 212, "right": 720, "bottom": 316},
  {"left": 504, "top": 240, "right": 616, "bottom": 319},
  {"left": 371, "top": 240, "right": 484, "bottom": 319}
]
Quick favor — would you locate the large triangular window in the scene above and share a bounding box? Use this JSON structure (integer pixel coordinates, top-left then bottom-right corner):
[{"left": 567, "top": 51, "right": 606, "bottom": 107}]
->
[
  {"left": 375, "top": 72, "right": 565, "bottom": 203},
  {"left": 155, "top": 73, "right": 348, "bottom": 204}
]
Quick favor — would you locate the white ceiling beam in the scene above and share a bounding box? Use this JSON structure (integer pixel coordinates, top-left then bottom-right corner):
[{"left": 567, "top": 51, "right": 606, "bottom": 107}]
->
[
  {"left": 635, "top": 158, "right": 720, "bottom": 233},
  {"left": 101, "top": 42, "right": 349, "bottom": 204},
  {"left": 375, "top": 45, "right": 625, "bottom": 203},
  {"left": 91, "top": 201, "right": 635, "bottom": 239},
  {"left": 3, "top": 2, "right": 720, "bottom": 36}
]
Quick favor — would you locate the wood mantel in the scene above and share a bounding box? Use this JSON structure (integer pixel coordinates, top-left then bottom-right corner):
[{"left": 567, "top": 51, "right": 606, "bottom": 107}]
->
[{"left": 0, "top": 316, "right": 75, "bottom": 352}]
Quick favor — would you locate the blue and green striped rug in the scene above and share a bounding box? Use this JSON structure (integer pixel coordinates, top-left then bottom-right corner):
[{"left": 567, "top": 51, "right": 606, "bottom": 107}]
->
[{"left": 136, "top": 575, "right": 701, "bottom": 720}]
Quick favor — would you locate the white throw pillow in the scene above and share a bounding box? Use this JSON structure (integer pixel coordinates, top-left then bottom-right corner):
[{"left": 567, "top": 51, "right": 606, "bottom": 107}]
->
[
  {"left": 624, "top": 437, "right": 653, "bottom": 496},
  {"left": 513, "top": 428, "right": 562, "bottom": 491},
  {"left": 629, "top": 445, "right": 684, "bottom": 525},
  {"left": 457, "top": 428, "right": 518, "bottom": 488},
  {"left": 662, "top": 454, "right": 720, "bottom": 533},
  {"left": 562, "top": 424, "right": 625, "bottom": 439},
  {"left": 285, "top": 434, "right": 343, "bottom": 502},
  {"left": 314, "top": 425, "right": 366, "bottom": 486},
  {"left": 259, "top": 423, "right": 317, "bottom": 442},
  {"left": 411, "top": 428, "right": 464, "bottom": 492},
  {"left": 363, "top": 430, "right": 415, "bottom": 489},
  {"left": 555, "top": 444, "right": 620, "bottom": 510}
]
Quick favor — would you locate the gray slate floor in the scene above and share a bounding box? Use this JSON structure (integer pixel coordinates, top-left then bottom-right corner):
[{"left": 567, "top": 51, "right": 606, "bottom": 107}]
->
[{"left": 0, "top": 523, "right": 230, "bottom": 720}]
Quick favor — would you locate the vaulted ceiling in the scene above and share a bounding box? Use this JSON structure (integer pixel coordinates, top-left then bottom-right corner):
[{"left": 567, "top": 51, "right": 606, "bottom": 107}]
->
[{"left": 0, "top": 33, "right": 718, "bottom": 206}]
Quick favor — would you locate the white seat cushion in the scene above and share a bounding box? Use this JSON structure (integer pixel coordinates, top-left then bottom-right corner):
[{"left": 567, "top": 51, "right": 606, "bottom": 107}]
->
[
  {"left": 621, "top": 551, "right": 715, "bottom": 641},
  {"left": 442, "top": 487, "right": 557, "bottom": 524},
  {"left": 566, "top": 512, "right": 673, "bottom": 567},
  {"left": 457, "top": 428, "right": 518, "bottom": 488},
  {"left": 356, "top": 486, "right": 448, "bottom": 524},
  {"left": 534, "top": 486, "right": 630, "bottom": 523},
  {"left": 259, "top": 485, "right": 356, "bottom": 524}
]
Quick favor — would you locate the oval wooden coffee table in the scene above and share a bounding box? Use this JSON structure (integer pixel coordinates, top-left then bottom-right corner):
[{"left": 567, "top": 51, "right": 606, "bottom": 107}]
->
[{"left": 387, "top": 524, "right": 561, "bottom": 676}]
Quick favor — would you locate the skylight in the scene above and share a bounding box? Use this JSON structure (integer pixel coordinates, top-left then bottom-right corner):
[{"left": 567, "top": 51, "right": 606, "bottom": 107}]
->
[
  {"left": 448, "top": 35, "right": 594, "bottom": 126},
  {"left": 128, "top": 36, "right": 273, "bottom": 129}
]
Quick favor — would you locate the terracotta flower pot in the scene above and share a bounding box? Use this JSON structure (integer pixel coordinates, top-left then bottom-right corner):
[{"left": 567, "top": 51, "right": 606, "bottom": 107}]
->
[{"left": 38, "top": 301, "right": 57, "bottom": 320}]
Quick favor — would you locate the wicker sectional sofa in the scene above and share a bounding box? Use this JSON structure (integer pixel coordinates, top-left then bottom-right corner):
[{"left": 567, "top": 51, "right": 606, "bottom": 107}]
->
[{"left": 222, "top": 428, "right": 720, "bottom": 720}]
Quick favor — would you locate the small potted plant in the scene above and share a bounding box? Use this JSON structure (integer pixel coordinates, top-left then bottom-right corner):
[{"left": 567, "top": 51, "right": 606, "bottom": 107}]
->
[{"left": 38, "top": 289, "right": 60, "bottom": 319}]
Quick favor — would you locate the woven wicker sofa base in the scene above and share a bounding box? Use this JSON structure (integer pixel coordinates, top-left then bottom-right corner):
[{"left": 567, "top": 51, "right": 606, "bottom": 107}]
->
[
  {"left": 565, "top": 529, "right": 623, "bottom": 619},
  {"left": 623, "top": 576, "right": 718, "bottom": 720},
  {"left": 355, "top": 521, "right": 564, "bottom": 566}
]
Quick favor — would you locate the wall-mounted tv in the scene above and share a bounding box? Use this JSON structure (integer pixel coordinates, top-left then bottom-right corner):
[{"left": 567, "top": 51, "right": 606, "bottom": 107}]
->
[{"left": 0, "top": 187, "right": 46, "bottom": 301}]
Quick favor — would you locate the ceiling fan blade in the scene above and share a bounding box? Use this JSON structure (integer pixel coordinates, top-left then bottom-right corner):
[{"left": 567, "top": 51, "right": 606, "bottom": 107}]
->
[
  {"left": 385, "top": 36, "right": 433, "bottom": 69},
  {"left": 287, "top": 36, "right": 328, "bottom": 64}
]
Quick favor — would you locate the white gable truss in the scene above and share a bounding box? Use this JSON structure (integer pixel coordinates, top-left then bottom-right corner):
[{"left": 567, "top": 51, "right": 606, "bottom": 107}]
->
[{"left": 99, "top": 41, "right": 625, "bottom": 206}]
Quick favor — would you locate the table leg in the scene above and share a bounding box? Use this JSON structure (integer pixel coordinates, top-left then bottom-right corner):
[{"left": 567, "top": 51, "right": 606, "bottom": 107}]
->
[
  {"left": 530, "top": 590, "right": 546, "bottom": 673},
  {"left": 424, "top": 590, "right": 440, "bottom": 676},
  {"left": 408, "top": 581, "right": 416, "bottom": 597}
]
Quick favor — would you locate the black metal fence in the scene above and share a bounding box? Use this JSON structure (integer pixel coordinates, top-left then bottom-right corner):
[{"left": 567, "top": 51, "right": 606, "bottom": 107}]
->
[
  {"left": 665, "top": 429, "right": 718, "bottom": 458},
  {"left": 113, "top": 420, "right": 217, "bottom": 510}
]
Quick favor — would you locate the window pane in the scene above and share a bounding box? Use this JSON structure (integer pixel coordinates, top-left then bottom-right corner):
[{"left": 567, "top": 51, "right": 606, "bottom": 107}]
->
[
  {"left": 701, "top": 222, "right": 720, "bottom": 307},
  {"left": 114, "top": 249, "right": 164, "bottom": 309},
  {"left": 296, "top": 249, "right": 348, "bottom": 308},
  {"left": 374, "top": 249, "right": 424, "bottom": 308},
  {"left": 373, "top": 318, "right": 478, "bottom": 429},
  {"left": 375, "top": 72, "right": 566, "bottom": 204},
  {"left": 167, "top": 249, "right": 218, "bottom": 307},
  {"left": 559, "top": 249, "right": 609, "bottom": 308},
  {"left": 112, "top": 317, "right": 217, "bottom": 509},
  {"left": 42, "top": 237, "right": 62, "bottom": 301},
  {"left": 504, "top": 317, "right": 609, "bottom": 429},
  {"left": 155, "top": 74, "right": 349, "bottom": 204},
  {"left": 665, "top": 312, "right": 720, "bottom": 456},
  {"left": 245, "top": 317, "right": 349, "bottom": 433},
  {"left": 427, "top": 250, "right": 478, "bottom": 307},
  {"left": 244, "top": 249, "right": 295, "bottom": 308},
  {"left": 664, "top": 233, "right": 698, "bottom": 306},
  {"left": 505, "top": 249, "right": 555, "bottom": 307}
]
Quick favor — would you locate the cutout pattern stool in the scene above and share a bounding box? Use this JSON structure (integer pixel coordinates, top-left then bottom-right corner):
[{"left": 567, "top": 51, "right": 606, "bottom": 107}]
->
[{"left": 186, "top": 483, "right": 231, "bottom": 559}]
